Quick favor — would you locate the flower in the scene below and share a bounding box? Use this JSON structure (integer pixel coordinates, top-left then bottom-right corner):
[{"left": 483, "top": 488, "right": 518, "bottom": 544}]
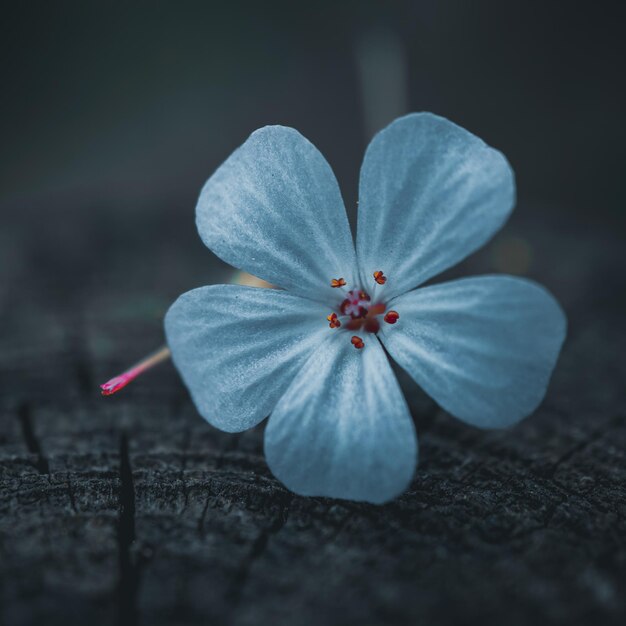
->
[{"left": 165, "top": 113, "right": 566, "bottom": 504}]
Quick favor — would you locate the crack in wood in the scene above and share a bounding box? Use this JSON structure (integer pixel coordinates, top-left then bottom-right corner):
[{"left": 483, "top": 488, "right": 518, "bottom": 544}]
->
[
  {"left": 178, "top": 427, "right": 191, "bottom": 514},
  {"left": 549, "top": 414, "right": 625, "bottom": 476},
  {"left": 225, "top": 497, "right": 293, "bottom": 607},
  {"left": 118, "top": 432, "right": 140, "bottom": 626},
  {"left": 68, "top": 314, "right": 94, "bottom": 398},
  {"left": 197, "top": 494, "right": 212, "bottom": 535},
  {"left": 17, "top": 403, "right": 49, "bottom": 474},
  {"left": 65, "top": 473, "right": 78, "bottom": 513},
  {"left": 327, "top": 508, "right": 355, "bottom": 543}
]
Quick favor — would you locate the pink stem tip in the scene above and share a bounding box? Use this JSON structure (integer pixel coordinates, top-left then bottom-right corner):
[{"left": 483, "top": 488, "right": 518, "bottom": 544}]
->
[{"left": 100, "top": 346, "right": 171, "bottom": 396}]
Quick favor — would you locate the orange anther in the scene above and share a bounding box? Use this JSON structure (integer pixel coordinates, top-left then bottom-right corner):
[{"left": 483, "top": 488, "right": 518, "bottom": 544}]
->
[
  {"left": 384, "top": 310, "right": 399, "bottom": 324},
  {"left": 373, "top": 270, "right": 387, "bottom": 285},
  {"left": 351, "top": 335, "right": 365, "bottom": 349},
  {"left": 327, "top": 312, "right": 341, "bottom": 329},
  {"left": 331, "top": 278, "right": 346, "bottom": 288}
]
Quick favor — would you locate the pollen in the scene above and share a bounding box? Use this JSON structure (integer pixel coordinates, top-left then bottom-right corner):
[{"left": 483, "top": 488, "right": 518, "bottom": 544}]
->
[
  {"left": 331, "top": 278, "right": 346, "bottom": 288},
  {"left": 384, "top": 310, "right": 399, "bottom": 324},
  {"left": 373, "top": 270, "right": 387, "bottom": 285},
  {"left": 327, "top": 312, "right": 341, "bottom": 329},
  {"left": 351, "top": 335, "right": 365, "bottom": 349}
]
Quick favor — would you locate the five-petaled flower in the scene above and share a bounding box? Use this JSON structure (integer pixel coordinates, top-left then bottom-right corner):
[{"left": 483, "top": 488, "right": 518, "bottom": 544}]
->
[{"left": 165, "top": 113, "right": 566, "bottom": 504}]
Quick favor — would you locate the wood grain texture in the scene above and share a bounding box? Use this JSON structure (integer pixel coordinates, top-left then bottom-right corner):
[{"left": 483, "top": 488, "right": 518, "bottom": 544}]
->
[{"left": 1, "top": 193, "right": 625, "bottom": 626}]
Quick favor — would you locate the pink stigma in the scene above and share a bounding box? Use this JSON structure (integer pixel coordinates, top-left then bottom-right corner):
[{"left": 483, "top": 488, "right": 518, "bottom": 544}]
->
[
  {"left": 100, "top": 347, "right": 171, "bottom": 396},
  {"left": 100, "top": 372, "right": 138, "bottom": 396}
]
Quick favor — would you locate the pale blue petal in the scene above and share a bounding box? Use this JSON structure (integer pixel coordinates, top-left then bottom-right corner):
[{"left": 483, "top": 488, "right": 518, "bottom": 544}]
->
[
  {"left": 196, "top": 126, "right": 357, "bottom": 302},
  {"left": 265, "top": 336, "right": 417, "bottom": 504},
  {"left": 357, "top": 113, "right": 515, "bottom": 299},
  {"left": 378, "top": 276, "right": 566, "bottom": 428},
  {"left": 164, "top": 285, "right": 330, "bottom": 432}
]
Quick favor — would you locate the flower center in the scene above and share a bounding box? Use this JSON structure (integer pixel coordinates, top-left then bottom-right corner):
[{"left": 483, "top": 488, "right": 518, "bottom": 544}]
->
[
  {"left": 327, "top": 271, "right": 399, "bottom": 349},
  {"left": 340, "top": 289, "right": 371, "bottom": 319}
]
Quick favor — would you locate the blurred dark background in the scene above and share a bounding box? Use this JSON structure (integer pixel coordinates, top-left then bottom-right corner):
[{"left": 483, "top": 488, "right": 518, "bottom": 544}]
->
[
  {"left": 2, "top": 1, "right": 625, "bottom": 222},
  {"left": 1, "top": 3, "right": 626, "bottom": 626}
]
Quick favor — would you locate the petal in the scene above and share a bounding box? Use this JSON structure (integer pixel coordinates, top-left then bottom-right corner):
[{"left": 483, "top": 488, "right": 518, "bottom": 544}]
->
[
  {"left": 196, "top": 126, "right": 357, "bottom": 302},
  {"left": 164, "top": 285, "right": 330, "bottom": 432},
  {"left": 357, "top": 113, "right": 515, "bottom": 299},
  {"left": 378, "top": 276, "right": 566, "bottom": 428},
  {"left": 264, "top": 336, "right": 417, "bottom": 504}
]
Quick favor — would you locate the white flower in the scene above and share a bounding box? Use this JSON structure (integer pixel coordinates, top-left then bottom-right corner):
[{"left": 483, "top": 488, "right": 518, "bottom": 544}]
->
[{"left": 165, "top": 113, "right": 566, "bottom": 504}]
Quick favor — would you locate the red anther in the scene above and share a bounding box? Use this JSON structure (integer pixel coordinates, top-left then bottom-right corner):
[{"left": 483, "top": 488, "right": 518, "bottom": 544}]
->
[
  {"left": 351, "top": 335, "right": 365, "bottom": 349},
  {"left": 327, "top": 312, "right": 341, "bottom": 329},
  {"left": 331, "top": 278, "right": 346, "bottom": 288},
  {"left": 358, "top": 290, "right": 371, "bottom": 301},
  {"left": 373, "top": 270, "right": 387, "bottom": 285},
  {"left": 384, "top": 310, "right": 400, "bottom": 324}
]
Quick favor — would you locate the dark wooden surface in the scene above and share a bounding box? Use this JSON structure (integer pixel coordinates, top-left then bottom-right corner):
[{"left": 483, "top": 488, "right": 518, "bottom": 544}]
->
[{"left": 1, "top": 192, "right": 625, "bottom": 626}]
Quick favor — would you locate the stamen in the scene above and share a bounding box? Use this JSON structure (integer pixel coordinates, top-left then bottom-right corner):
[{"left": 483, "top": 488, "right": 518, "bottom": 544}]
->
[
  {"left": 384, "top": 310, "right": 399, "bottom": 324},
  {"left": 327, "top": 312, "right": 341, "bottom": 329},
  {"left": 100, "top": 346, "right": 171, "bottom": 396},
  {"left": 351, "top": 335, "right": 365, "bottom": 349},
  {"left": 373, "top": 270, "right": 387, "bottom": 285},
  {"left": 331, "top": 278, "right": 347, "bottom": 288}
]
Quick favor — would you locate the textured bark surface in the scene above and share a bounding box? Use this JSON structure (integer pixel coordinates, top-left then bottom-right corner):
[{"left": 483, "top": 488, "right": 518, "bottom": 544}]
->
[{"left": 1, "top": 193, "right": 625, "bottom": 626}]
